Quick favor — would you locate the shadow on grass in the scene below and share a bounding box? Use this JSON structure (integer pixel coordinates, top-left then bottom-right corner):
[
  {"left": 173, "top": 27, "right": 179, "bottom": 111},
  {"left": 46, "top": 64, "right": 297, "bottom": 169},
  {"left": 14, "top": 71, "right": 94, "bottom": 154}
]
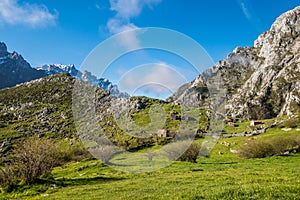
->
[
  {"left": 2, "top": 176, "right": 126, "bottom": 195},
  {"left": 199, "top": 162, "right": 239, "bottom": 165},
  {"left": 105, "top": 161, "right": 136, "bottom": 167},
  {"left": 55, "top": 176, "right": 125, "bottom": 187}
]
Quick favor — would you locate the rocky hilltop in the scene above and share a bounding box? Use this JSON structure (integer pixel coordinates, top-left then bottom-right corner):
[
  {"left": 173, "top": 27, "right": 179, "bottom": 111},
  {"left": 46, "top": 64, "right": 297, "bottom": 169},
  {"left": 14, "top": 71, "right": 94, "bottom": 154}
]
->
[{"left": 169, "top": 6, "right": 300, "bottom": 120}]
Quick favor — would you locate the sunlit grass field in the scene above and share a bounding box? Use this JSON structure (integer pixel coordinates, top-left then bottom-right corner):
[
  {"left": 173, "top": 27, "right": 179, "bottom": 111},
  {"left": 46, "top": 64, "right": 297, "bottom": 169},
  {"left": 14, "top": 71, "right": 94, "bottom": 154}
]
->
[{"left": 1, "top": 127, "right": 300, "bottom": 200}]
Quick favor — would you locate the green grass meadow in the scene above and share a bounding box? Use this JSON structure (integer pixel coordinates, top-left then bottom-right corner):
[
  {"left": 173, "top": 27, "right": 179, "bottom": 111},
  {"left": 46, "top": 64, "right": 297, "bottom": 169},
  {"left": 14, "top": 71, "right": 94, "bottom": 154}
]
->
[{"left": 1, "top": 127, "right": 300, "bottom": 200}]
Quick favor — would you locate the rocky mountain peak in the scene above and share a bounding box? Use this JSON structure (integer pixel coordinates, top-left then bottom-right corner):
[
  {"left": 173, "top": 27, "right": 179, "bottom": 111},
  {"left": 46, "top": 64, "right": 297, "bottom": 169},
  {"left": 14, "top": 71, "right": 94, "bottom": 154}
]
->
[
  {"left": 254, "top": 6, "right": 300, "bottom": 65},
  {"left": 0, "top": 42, "right": 46, "bottom": 89},
  {"left": 169, "top": 6, "right": 300, "bottom": 120},
  {"left": 37, "top": 64, "right": 79, "bottom": 77}
]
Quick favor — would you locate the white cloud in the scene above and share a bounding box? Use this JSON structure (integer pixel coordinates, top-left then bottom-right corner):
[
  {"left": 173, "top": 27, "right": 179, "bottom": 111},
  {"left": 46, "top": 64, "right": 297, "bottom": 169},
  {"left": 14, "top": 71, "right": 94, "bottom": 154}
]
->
[
  {"left": 119, "top": 62, "right": 186, "bottom": 97},
  {"left": 106, "top": 0, "right": 162, "bottom": 49},
  {"left": 0, "top": 0, "right": 57, "bottom": 28},
  {"left": 107, "top": 18, "right": 140, "bottom": 49},
  {"left": 109, "top": 0, "right": 161, "bottom": 19}
]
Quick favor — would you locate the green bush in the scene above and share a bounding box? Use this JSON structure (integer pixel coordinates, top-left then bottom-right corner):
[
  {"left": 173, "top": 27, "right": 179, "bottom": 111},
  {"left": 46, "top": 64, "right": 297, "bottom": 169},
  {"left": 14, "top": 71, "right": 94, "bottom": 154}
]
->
[{"left": 238, "top": 135, "right": 300, "bottom": 159}]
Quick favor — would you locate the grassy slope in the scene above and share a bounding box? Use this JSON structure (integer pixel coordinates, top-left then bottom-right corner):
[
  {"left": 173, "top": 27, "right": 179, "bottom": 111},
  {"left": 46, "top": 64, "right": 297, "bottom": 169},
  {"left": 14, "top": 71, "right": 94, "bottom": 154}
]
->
[{"left": 1, "top": 127, "right": 300, "bottom": 200}]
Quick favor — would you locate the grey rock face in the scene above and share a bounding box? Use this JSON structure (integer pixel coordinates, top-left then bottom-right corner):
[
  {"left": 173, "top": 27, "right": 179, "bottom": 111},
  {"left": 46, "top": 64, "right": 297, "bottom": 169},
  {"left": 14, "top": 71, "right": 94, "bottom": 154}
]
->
[{"left": 170, "top": 6, "right": 300, "bottom": 120}]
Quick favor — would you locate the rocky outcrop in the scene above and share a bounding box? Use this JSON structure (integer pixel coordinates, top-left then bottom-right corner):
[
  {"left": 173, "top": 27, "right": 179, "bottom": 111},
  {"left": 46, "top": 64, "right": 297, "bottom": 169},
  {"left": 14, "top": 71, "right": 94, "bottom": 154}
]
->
[
  {"left": 169, "top": 6, "right": 300, "bottom": 120},
  {"left": 227, "top": 6, "right": 300, "bottom": 119}
]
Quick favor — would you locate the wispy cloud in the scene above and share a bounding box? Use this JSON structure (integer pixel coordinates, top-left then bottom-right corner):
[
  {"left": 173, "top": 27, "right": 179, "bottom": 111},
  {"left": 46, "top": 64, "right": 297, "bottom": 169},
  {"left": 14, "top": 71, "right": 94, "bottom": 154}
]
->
[
  {"left": 237, "top": 0, "right": 263, "bottom": 31},
  {"left": 0, "top": 0, "right": 58, "bottom": 28},
  {"left": 106, "top": 0, "right": 162, "bottom": 49},
  {"left": 119, "top": 62, "right": 186, "bottom": 97},
  {"left": 240, "top": 2, "right": 251, "bottom": 19}
]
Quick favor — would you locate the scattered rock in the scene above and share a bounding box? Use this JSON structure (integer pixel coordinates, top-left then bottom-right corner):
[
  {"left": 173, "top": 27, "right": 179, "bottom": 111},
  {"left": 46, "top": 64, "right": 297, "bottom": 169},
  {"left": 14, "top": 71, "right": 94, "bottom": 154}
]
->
[
  {"left": 230, "top": 148, "right": 239, "bottom": 154},
  {"left": 282, "top": 128, "right": 292, "bottom": 132}
]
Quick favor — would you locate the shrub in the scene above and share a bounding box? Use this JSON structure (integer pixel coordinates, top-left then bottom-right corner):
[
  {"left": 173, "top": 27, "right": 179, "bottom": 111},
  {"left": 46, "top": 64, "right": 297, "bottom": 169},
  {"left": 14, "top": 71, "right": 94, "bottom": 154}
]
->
[
  {"left": 0, "top": 137, "right": 62, "bottom": 191},
  {"left": 279, "top": 118, "right": 300, "bottom": 128},
  {"left": 238, "top": 140, "right": 275, "bottom": 159},
  {"left": 11, "top": 138, "right": 61, "bottom": 184},
  {"left": 163, "top": 141, "right": 201, "bottom": 163},
  {"left": 178, "top": 142, "right": 201, "bottom": 163},
  {"left": 238, "top": 135, "right": 300, "bottom": 159}
]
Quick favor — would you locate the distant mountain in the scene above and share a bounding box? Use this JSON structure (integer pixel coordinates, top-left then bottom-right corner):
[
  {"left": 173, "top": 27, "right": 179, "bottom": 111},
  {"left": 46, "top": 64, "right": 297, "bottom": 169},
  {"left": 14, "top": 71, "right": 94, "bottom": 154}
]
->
[
  {"left": 36, "top": 64, "right": 79, "bottom": 77},
  {"left": 37, "top": 64, "right": 129, "bottom": 98},
  {"left": 169, "top": 6, "right": 300, "bottom": 120},
  {"left": 0, "top": 42, "right": 128, "bottom": 97},
  {"left": 0, "top": 42, "right": 46, "bottom": 89}
]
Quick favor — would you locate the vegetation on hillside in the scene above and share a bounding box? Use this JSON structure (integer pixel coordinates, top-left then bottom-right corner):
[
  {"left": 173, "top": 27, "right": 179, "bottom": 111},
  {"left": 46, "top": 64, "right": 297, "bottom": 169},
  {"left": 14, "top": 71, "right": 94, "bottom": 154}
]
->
[{"left": 0, "top": 73, "right": 300, "bottom": 199}]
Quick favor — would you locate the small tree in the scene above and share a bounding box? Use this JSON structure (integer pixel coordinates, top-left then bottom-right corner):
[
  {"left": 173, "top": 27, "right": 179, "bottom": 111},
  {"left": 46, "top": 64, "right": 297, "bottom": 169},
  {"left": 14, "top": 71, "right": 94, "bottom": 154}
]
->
[
  {"left": 163, "top": 141, "right": 201, "bottom": 163},
  {"left": 89, "top": 145, "right": 121, "bottom": 164},
  {"left": 144, "top": 151, "right": 157, "bottom": 161},
  {"left": 177, "top": 142, "right": 201, "bottom": 163}
]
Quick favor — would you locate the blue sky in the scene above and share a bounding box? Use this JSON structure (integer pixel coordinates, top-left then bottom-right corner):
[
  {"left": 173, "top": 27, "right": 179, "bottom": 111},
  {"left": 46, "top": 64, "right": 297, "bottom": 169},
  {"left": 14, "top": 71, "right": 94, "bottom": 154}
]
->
[{"left": 0, "top": 0, "right": 299, "bottom": 98}]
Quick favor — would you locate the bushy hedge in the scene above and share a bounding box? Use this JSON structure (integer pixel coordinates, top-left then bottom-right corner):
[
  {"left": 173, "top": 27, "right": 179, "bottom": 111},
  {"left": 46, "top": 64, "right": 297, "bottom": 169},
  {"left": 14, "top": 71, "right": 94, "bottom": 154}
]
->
[{"left": 238, "top": 135, "right": 300, "bottom": 159}]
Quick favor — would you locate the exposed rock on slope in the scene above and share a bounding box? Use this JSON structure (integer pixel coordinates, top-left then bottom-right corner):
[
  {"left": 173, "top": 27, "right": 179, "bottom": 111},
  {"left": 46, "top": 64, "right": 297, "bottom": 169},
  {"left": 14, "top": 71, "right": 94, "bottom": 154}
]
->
[
  {"left": 0, "top": 74, "right": 77, "bottom": 140},
  {"left": 169, "top": 6, "right": 300, "bottom": 120}
]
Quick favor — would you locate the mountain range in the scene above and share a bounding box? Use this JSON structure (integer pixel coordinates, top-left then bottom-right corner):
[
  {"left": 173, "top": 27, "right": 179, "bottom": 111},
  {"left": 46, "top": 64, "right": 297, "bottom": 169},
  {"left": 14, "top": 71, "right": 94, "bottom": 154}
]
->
[
  {"left": 0, "top": 45, "right": 127, "bottom": 97},
  {"left": 0, "top": 6, "right": 299, "bottom": 123}
]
